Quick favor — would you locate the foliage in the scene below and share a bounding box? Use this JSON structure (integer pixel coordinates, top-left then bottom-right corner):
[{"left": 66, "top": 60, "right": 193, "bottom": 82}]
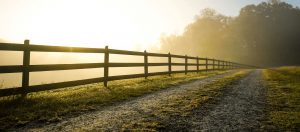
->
[{"left": 160, "top": 1, "right": 300, "bottom": 67}]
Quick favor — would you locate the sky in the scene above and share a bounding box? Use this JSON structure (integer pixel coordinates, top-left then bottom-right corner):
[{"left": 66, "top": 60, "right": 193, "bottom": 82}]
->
[{"left": 0, "top": 0, "right": 300, "bottom": 50}]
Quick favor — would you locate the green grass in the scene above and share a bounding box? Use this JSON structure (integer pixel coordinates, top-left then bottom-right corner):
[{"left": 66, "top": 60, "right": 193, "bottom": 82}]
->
[
  {"left": 0, "top": 70, "right": 227, "bottom": 130},
  {"left": 263, "top": 66, "right": 300, "bottom": 131},
  {"left": 122, "top": 70, "right": 249, "bottom": 131}
]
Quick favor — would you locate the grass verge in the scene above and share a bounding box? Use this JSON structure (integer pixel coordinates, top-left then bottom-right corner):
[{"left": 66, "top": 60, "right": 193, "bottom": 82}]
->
[
  {"left": 263, "top": 66, "right": 300, "bottom": 131},
  {"left": 0, "top": 70, "right": 228, "bottom": 130},
  {"left": 122, "top": 70, "right": 250, "bottom": 131}
]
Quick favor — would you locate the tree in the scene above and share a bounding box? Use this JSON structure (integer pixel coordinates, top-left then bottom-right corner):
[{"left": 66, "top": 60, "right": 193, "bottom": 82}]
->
[
  {"left": 160, "top": 1, "right": 300, "bottom": 67},
  {"left": 160, "top": 8, "right": 234, "bottom": 59}
]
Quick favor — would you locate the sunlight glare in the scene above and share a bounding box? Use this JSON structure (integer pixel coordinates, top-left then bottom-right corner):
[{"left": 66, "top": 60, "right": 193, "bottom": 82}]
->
[{"left": 1, "top": 0, "right": 162, "bottom": 50}]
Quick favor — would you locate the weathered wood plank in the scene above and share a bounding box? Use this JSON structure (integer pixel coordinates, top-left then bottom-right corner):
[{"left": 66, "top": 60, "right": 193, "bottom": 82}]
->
[
  {"left": 30, "top": 45, "right": 105, "bottom": 53},
  {"left": 0, "top": 77, "right": 104, "bottom": 96},
  {"left": 148, "top": 71, "right": 169, "bottom": 76},
  {"left": 108, "top": 74, "right": 145, "bottom": 81},
  {"left": 147, "top": 52, "right": 169, "bottom": 57},
  {"left": 0, "top": 65, "right": 23, "bottom": 73},
  {"left": 171, "top": 54, "right": 186, "bottom": 58},
  {"left": 108, "top": 49, "right": 144, "bottom": 56},
  {"left": 0, "top": 43, "right": 25, "bottom": 51},
  {"left": 29, "top": 63, "right": 104, "bottom": 71}
]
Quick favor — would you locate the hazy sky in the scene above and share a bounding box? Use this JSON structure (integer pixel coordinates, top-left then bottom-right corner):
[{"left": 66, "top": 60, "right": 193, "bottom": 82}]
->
[{"left": 0, "top": 0, "right": 299, "bottom": 50}]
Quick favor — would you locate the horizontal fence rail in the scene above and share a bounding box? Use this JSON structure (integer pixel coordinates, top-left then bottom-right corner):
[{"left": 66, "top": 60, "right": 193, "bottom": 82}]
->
[{"left": 0, "top": 40, "right": 257, "bottom": 97}]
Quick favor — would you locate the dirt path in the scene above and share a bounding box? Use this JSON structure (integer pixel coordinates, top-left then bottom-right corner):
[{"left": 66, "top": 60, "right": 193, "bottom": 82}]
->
[
  {"left": 184, "top": 70, "right": 267, "bottom": 131},
  {"left": 13, "top": 71, "right": 238, "bottom": 131},
  {"left": 13, "top": 70, "right": 268, "bottom": 131}
]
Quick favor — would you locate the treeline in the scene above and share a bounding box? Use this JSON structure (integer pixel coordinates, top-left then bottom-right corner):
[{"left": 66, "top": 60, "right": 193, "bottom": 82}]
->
[{"left": 160, "top": 0, "right": 300, "bottom": 67}]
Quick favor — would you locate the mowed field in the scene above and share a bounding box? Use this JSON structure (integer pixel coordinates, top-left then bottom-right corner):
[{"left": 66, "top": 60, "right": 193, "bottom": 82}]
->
[
  {"left": 0, "top": 67, "right": 299, "bottom": 131},
  {"left": 263, "top": 66, "right": 300, "bottom": 130}
]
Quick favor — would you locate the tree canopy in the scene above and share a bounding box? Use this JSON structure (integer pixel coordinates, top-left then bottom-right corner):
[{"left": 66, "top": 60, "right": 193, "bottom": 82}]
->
[{"left": 160, "top": 1, "right": 300, "bottom": 67}]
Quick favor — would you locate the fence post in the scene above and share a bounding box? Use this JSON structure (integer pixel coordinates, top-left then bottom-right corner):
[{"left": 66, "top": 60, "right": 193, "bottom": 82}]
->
[
  {"left": 168, "top": 52, "right": 171, "bottom": 76},
  {"left": 221, "top": 61, "right": 223, "bottom": 70},
  {"left": 212, "top": 59, "right": 215, "bottom": 70},
  {"left": 22, "top": 40, "right": 30, "bottom": 96},
  {"left": 144, "top": 50, "right": 148, "bottom": 79},
  {"left": 196, "top": 56, "right": 199, "bottom": 73},
  {"left": 228, "top": 62, "right": 230, "bottom": 69},
  {"left": 222, "top": 61, "right": 225, "bottom": 70},
  {"left": 185, "top": 55, "right": 188, "bottom": 75},
  {"left": 227, "top": 61, "right": 230, "bottom": 69},
  {"left": 205, "top": 57, "right": 208, "bottom": 72},
  {"left": 217, "top": 60, "right": 220, "bottom": 70},
  {"left": 222, "top": 61, "right": 224, "bottom": 70},
  {"left": 104, "top": 46, "right": 109, "bottom": 87}
]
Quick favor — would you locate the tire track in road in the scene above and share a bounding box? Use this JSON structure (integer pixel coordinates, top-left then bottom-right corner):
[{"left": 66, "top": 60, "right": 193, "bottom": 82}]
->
[
  {"left": 14, "top": 71, "right": 238, "bottom": 132},
  {"left": 186, "top": 70, "right": 267, "bottom": 131}
]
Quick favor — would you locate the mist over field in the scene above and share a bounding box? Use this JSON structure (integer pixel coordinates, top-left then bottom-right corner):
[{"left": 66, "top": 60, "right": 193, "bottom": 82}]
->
[
  {"left": 0, "top": 51, "right": 193, "bottom": 88},
  {"left": 1, "top": 0, "right": 300, "bottom": 88}
]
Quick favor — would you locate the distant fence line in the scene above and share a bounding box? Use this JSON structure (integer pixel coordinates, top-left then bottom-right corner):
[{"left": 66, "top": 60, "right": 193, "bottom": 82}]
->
[{"left": 0, "top": 40, "right": 256, "bottom": 97}]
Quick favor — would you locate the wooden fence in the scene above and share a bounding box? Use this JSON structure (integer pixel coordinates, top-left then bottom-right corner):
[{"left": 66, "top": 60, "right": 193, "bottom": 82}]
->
[{"left": 0, "top": 40, "right": 255, "bottom": 97}]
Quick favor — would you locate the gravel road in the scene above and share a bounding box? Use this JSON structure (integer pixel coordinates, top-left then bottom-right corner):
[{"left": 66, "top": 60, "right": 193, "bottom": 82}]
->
[
  {"left": 13, "top": 71, "right": 236, "bottom": 132},
  {"left": 187, "top": 69, "right": 267, "bottom": 131},
  {"left": 13, "top": 70, "right": 268, "bottom": 131}
]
